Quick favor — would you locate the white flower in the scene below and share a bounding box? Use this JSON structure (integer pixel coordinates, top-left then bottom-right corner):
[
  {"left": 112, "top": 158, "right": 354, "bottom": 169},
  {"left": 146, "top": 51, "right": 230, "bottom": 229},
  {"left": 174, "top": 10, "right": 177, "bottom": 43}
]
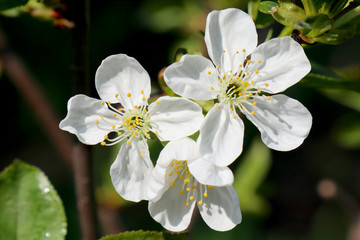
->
[
  {"left": 59, "top": 54, "right": 204, "bottom": 202},
  {"left": 147, "top": 138, "right": 241, "bottom": 232},
  {"left": 164, "top": 8, "right": 312, "bottom": 167}
]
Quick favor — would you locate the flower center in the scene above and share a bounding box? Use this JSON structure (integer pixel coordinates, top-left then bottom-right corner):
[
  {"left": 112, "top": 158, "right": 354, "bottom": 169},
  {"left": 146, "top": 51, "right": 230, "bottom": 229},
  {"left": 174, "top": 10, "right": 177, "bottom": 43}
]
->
[
  {"left": 95, "top": 89, "right": 157, "bottom": 146},
  {"left": 210, "top": 49, "right": 271, "bottom": 116},
  {"left": 167, "top": 160, "right": 214, "bottom": 206}
]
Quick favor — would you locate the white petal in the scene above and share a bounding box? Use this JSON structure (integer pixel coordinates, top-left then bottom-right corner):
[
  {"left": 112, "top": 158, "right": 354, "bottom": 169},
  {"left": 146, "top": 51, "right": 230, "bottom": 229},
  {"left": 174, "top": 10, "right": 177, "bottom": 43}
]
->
[
  {"left": 148, "top": 178, "right": 196, "bottom": 232},
  {"left": 95, "top": 54, "right": 151, "bottom": 109},
  {"left": 205, "top": 8, "right": 257, "bottom": 71},
  {"left": 198, "top": 185, "right": 242, "bottom": 231},
  {"left": 188, "top": 157, "right": 234, "bottom": 187},
  {"left": 148, "top": 96, "right": 204, "bottom": 141},
  {"left": 244, "top": 94, "right": 312, "bottom": 151},
  {"left": 147, "top": 138, "right": 199, "bottom": 201},
  {"left": 164, "top": 55, "right": 219, "bottom": 101},
  {"left": 59, "top": 94, "right": 114, "bottom": 145},
  {"left": 251, "top": 36, "right": 311, "bottom": 94},
  {"left": 110, "top": 139, "right": 153, "bottom": 202},
  {"left": 198, "top": 103, "right": 244, "bottom": 167}
]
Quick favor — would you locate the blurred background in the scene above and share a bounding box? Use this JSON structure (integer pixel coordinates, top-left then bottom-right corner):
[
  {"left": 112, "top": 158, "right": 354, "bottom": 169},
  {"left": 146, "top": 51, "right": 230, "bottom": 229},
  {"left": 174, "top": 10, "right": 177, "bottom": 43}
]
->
[{"left": 0, "top": 0, "right": 359, "bottom": 239}]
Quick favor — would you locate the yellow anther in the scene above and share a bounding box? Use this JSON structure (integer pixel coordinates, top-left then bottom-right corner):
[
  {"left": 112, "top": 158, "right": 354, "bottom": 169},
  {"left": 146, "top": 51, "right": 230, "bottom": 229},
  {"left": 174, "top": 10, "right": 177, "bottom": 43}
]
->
[
  {"left": 242, "top": 49, "right": 246, "bottom": 52},
  {"left": 217, "top": 65, "right": 220, "bottom": 69},
  {"left": 217, "top": 105, "right": 221, "bottom": 109},
  {"left": 144, "top": 129, "right": 148, "bottom": 133},
  {"left": 115, "top": 93, "right": 119, "bottom": 97},
  {"left": 208, "top": 71, "right": 211, "bottom": 75},
  {"left": 198, "top": 200, "right": 203, "bottom": 205},
  {"left": 208, "top": 185, "right": 214, "bottom": 189},
  {"left": 168, "top": 172, "right": 173, "bottom": 176},
  {"left": 117, "top": 132, "right": 122, "bottom": 136},
  {"left": 101, "top": 141, "right": 106, "bottom": 146},
  {"left": 236, "top": 50, "right": 239, "bottom": 54},
  {"left": 257, "top": 90, "right": 261, "bottom": 94},
  {"left": 233, "top": 115, "right": 237, "bottom": 119},
  {"left": 246, "top": 72, "right": 249, "bottom": 75},
  {"left": 113, "top": 113, "right": 117, "bottom": 117},
  {"left": 100, "top": 114, "right": 104, "bottom": 118},
  {"left": 176, "top": 170, "right": 180, "bottom": 175},
  {"left": 265, "top": 83, "right": 269, "bottom": 87},
  {"left": 146, "top": 134, "right": 150, "bottom": 138},
  {"left": 241, "top": 107, "right": 245, "bottom": 111},
  {"left": 239, "top": 64, "right": 243, "bottom": 67},
  {"left": 189, "top": 196, "right": 194, "bottom": 201},
  {"left": 251, "top": 111, "right": 255, "bottom": 115},
  {"left": 179, "top": 190, "right": 184, "bottom": 195},
  {"left": 192, "top": 185, "right": 196, "bottom": 189},
  {"left": 211, "top": 86, "right": 214, "bottom": 90},
  {"left": 255, "top": 70, "right": 259, "bottom": 74},
  {"left": 127, "top": 92, "right": 131, "bottom": 97},
  {"left": 127, "top": 141, "right": 131, "bottom": 145},
  {"left": 258, "top": 60, "right": 262, "bottom": 63},
  {"left": 184, "top": 202, "right": 189, "bottom": 206},
  {"left": 250, "top": 81, "right": 254, "bottom": 84},
  {"left": 204, "top": 192, "right": 208, "bottom": 198},
  {"left": 101, "top": 101, "right": 105, "bottom": 105},
  {"left": 95, "top": 120, "right": 99, "bottom": 124},
  {"left": 230, "top": 70, "right": 232, "bottom": 73},
  {"left": 247, "top": 60, "right": 251, "bottom": 64},
  {"left": 104, "top": 135, "right": 108, "bottom": 139},
  {"left": 134, "top": 105, "right": 138, "bottom": 109},
  {"left": 174, "top": 165, "right": 179, "bottom": 170},
  {"left": 107, "top": 101, "right": 111, "bottom": 105},
  {"left": 253, "top": 102, "right": 257, "bottom": 106},
  {"left": 179, "top": 175, "right": 183, "bottom": 179},
  {"left": 141, "top": 89, "right": 144, "bottom": 94},
  {"left": 140, "top": 152, "right": 144, "bottom": 157},
  {"left": 237, "top": 99, "right": 241, "bottom": 103},
  {"left": 147, "top": 116, "right": 151, "bottom": 119},
  {"left": 244, "top": 96, "right": 248, "bottom": 99},
  {"left": 230, "top": 107, "right": 233, "bottom": 111},
  {"left": 249, "top": 93, "right": 253, "bottom": 97},
  {"left": 186, "top": 187, "right": 191, "bottom": 191},
  {"left": 143, "top": 109, "right": 147, "bottom": 113},
  {"left": 267, "top": 96, "right": 271, "bottom": 100},
  {"left": 222, "top": 50, "right": 225, "bottom": 53},
  {"left": 155, "top": 130, "right": 158, "bottom": 135},
  {"left": 142, "top": 96, "right": 146, "bottom": 101},
  {"left": 112, "top": 125, "right": 115, "bottom": 129},
  {"left": 156, "top": 101, "right": 160, "bottom": 105},
  {"left": 171, "top": 181, "right": 175, "bottom": 187}
]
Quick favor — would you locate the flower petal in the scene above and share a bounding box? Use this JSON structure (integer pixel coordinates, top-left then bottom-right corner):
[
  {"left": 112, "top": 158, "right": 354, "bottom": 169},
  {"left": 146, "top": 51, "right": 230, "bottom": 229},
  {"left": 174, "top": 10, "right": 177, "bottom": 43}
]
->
[
  {"left": 250, "top": 36, "right": 311, "bottom": 94},
  {"left": 197, "top": 103, "right": 244, "bottom": 167},
  {"left": 147, "top": 138, "right": 199, "bottom": 201},
  {"left": 148, "top": 178, "right": 196, "bottom": 232},
  {"left": 188, "top": 157, "right": 234, "bottom": 187},
  {"left": 95, "top": 54, "right": 151, "bottom": 108},
  {"left": 198, "top": 185, "right": 242, "bottom": 231},
  {"left": 148, "top": 96, "right": 204, "bottom": 141},
  {"left": 164, "top": 55, "right": 219, "bottom": 101},
  {"left": 244, "top": 94, "right": 312, "bottom": 151},
  {"left": 110, "top": 139, "right": 153, "bottom": 202},
  {"left": 59, "top": 94, "right": 114, "bottom": 145},
  {"left": 205, "top": 8, "right": 257, "bottom": 71}
]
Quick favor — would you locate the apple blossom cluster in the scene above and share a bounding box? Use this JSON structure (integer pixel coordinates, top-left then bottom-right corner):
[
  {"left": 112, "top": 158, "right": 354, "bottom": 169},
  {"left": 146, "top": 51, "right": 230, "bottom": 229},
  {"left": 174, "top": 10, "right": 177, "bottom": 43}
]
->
[{"left": 60, "top": 8, "right": 312, "bottom": 232}]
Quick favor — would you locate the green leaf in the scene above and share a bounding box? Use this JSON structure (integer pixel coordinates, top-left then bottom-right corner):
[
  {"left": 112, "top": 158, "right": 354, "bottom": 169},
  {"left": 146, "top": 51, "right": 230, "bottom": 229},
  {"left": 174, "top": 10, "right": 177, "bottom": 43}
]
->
[
  {"left": 248, "top": 0, "right": 261, "bottom": 20},
  {"left": 301, "top": 72, "right": 360, "bottom": 91},
  {"left": 333, "top": 5, "right": 360, "bottom": 29},
  {"left": 0, "top": 0, "right": 28, "bottom": 11},
  {"left": 99, "top": 230, "right": 188, "bottom": 240},
  {"left": 0, "top": 160, "right": 67, "bottom": 240},
  {"left": 295, "top": 14, "right": 333, "bottom": 37},
  {"left": 312, "top": 27, "right": 357, "bottom": 44},
  {"left": 271, "top": 0, "right": 307, "bottom": 29},
  {"left": 259, "top": 1, "right": 279, "bottom": 14},
  {"left": 233, "top": 138, "right": 271, "bottom": 216}
]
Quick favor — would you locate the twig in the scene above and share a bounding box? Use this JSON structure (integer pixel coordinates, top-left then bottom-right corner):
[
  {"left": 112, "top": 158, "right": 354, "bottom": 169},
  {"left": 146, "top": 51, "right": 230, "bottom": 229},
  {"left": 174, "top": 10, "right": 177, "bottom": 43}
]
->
[{"left": 0, "top": 32, "right": 73, "bottom": 169}]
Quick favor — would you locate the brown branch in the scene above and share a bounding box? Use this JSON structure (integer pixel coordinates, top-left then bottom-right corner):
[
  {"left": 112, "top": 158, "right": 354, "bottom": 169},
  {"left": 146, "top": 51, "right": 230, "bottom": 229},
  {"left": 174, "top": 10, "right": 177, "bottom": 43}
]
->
[{"left": 0, "top": 32, "right": 73, "bottom": 169}]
